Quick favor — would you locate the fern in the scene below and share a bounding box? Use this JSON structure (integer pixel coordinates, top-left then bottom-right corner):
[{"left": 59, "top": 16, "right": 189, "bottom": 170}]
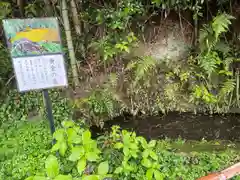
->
[
  {"left": 199, "top": 13, "right": 234, "bottom": 53},
  {"left": 198, "top": 51, "right": 221, "bottom": 76},
  {"left": 218, "top": 79, "right": 235, "bottom": 100},
  {"left": 199, "top": 24, "right": 215, "bottom": 52},
  {"left": 223, "top": 57, "right": 234, "bottom": 71},
  {"left": 214, "top": 41, "right": 231, "bottom": 54},
  {"left": 131, "top": 56, "right": 158, "bottom": 84},
  {"left": 212, "top": 13, "right": 235, "bottom": 40}
]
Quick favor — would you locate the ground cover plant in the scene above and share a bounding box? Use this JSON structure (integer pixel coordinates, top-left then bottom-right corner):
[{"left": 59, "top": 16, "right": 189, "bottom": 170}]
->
[
  {"left": 23, "top": 120, "right": 240, "bottom": 180},
  {"left": 0, "top": 90, "right": 71, "bottom": 180},
  {"left": 0, "top": 91, "right": 239, "bottom": 180}
]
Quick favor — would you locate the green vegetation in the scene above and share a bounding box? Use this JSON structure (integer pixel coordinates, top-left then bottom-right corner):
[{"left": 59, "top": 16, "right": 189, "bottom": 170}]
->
[
  {"left": 1, "top": 0, "right": 240, "bottom": 179},
  {"left": 0, "top": 120, "right": 51, "bottom": 180},
  {"left": 21, "top": 121, "right": 240, "bottom": 180}
]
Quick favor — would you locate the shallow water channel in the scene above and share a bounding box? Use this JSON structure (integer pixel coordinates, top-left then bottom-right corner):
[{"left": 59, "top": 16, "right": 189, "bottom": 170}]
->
[{"left": 101, "top": 112, "right": 240, "bottom": 152}]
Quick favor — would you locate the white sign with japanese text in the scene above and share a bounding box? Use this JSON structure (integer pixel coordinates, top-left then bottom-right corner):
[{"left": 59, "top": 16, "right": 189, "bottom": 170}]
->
[{"left": 12, "top": 54, "right": 68, "bottom": 92}]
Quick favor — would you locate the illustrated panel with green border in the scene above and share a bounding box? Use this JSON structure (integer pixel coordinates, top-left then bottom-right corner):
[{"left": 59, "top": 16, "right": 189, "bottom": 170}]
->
[{"left": 2, "top": 17, "right": 63, "bottom": 58}]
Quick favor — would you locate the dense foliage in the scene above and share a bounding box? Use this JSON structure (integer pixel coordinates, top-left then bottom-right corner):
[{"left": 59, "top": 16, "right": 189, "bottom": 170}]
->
[
  {"left": 1, "top": 0, "right": 240, "bottom": 179},
  {"left": 0, "top": 91, "right": 239, "bottom": 180},
  {"left": 1, "top": 0, "right": 240, "bottom": 126},
  {"left": 0, "top": 90, "right": 71, "bottom": 180},
  {"left": 0, "top": 120, "right": 51, "bottom": 180},
  {"left": 24, "top": 120, "right": 240, "bottom": 180}
]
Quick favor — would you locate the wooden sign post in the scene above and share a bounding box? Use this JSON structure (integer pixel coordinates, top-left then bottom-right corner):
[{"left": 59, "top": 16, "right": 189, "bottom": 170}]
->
[{"left": 2, "top": 18, "right": 68, "bottom": 139}]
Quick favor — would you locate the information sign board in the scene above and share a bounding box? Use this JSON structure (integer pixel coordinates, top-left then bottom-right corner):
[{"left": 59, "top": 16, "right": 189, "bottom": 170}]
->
[{"left": 2, "top": 17, "right": 68, "bottom": 92}]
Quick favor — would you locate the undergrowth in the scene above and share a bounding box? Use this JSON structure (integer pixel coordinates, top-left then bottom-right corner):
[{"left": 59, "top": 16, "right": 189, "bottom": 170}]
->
[
  {"left": 24, "top": 120, "right": 240, "bottom": 180},
  {"left": 0, "top": 91, "right": 239, "bottom": 180},
  {"left": 0, "top": 90, "right": 72, "bottom": 180},
  {"left": 0, "top": 120, "right": 51, "bottom": 180},
  {"left": 75, "top": 12, "right": 240, "bottom": 127}
]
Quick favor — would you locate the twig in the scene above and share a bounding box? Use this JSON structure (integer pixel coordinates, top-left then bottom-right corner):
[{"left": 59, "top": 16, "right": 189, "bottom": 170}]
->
[
  {"left": 5, "top": 75, "right": 15, "bottom": 86},
  {"left": 178, "top": 8, "right": 185, "bottom": 41}
]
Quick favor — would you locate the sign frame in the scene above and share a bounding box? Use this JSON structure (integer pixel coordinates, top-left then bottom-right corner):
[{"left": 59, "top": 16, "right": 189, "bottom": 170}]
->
[
  {"left": 2, "top": 17, "right": 70, "bottom": 137},
  {"left": 2, "top": 17, "right": 68, "bottom": 92}
]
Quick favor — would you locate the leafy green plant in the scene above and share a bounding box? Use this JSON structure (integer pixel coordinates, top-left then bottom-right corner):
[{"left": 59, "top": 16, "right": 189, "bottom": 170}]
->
[
  {"left": 25, "top": 120, "right": 240, "bottom": 180},
  {"left": 0, "top": 88, "right": 73, "bottom": 180}
]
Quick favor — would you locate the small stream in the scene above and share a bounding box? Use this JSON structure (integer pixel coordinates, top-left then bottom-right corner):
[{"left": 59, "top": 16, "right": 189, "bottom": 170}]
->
[{"left": 98, "top": 112, "right": 240, "bottom": 152}]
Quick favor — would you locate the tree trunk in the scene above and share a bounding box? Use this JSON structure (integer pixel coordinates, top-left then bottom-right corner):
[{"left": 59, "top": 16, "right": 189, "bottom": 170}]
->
[
  {"left": 70, "top": 0, "right": 85, "bottom": 60},
  {"left": 43, "top": 0, "right": 53, "bottom": 16},
  {"left": 70, "top": 0, "right": 81, "bottom": 35},
  {"left": 17, "top": 0, "right": 24, "bottom": 17},
  {"left": 62, "top": 0, "right": 80, "bottom": 87}
]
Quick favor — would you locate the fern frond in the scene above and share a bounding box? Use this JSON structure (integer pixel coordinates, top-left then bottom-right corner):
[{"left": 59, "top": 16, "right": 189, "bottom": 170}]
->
[
  {"left": 199, "top": 24, "right": 216, "bottom": 52},
  {"left": 199, "top": 51, "right": 221, "bottom": 76},
  {"left": 214, "top": 41, "right": 230, "bottom": 54},
  {"left": 126, "top": 61, "right": 137, "bottom": 71},
  {"left": 134, "top": 56, "right": 158, "bottom": 83},
  {"left": 218, "top": 79, "right": 235, "bottom": 99},
  {"left": 223, "top": 57, "right": 234, "bottom": 71},
  {"left": 212, "top": 13, "right": 235, "bottom": 40}
]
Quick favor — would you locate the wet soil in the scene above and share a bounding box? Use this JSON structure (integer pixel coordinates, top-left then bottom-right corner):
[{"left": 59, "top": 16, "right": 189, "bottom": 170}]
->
[{"left": 103, "top": 112, "right": 240, "bottom": 142}]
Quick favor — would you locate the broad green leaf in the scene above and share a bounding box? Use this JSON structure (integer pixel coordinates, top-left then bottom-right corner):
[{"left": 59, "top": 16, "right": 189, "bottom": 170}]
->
[
  {"left": 86, "top": 152, "right": 99, "bottom": 161},
  {"left": 123, "top": 162, "right": 134, "bottom": 171},
  {"left": 32, "top": 176, "right": 47, "bottom": 180},
  {"left": 123, "top": 147, "right": 130, "bottom": 156},
  {"left": 142, "top": 149, "right": 150, "bottom": 158},
  {"left": 154, "top": 170, "right": 164, "bottom": 180},
  {"left": 137, "top": 136, "right": 148, "bottom": 149},
  {"left": 62, "top": 121, "right": 75, "bottom": 128},
  {"left": 97, "top": 161, "right": 109, "bottom": 175},
  {"left": 82, "top": 175, "right": 99, "bottom": 180},
  {"left": 114, "top": 142, "right": 123, "bottom": 149},
  {"left": 84, "top": 140, "right": 98, "bottom": 150},
  {"left": 122, "top": 133, "right": 131, "bottom": 145},
  {"left": 141, "top": 158, "right": 152, "bottom": 168},
  {"left": 146, "top": 168, "right": 154, "bottom": 180},
  {"left": 114, "top": 167, "right": 123, "bottom": 174},
  {"left": 82, "top": 130, "right": 92, "bottom": 144},
  {"left": 77, "top": 158, "right": 87, "bottom": 175},
  {"left": 131, "top": 150, "right": 138, "bottom": 158},
  {"left": 129, "top": 143, "right": 138, "bottom": 150},
  {"left": 69, "top": 146, "right": 85, "bottom": 161},
  {"left": 54, "top": 175, "right": 72, "bottom": 180},
  {"left": 59, "top": 142, "right": 67, "bottom": 156},
  {"left": 149, "top": 151, "right": 158, "bottom": 161},
  {"left": 67, "top": 128, "right": 81, "bottom": 144},
  {"left": 45, "top": 155, "right": 59, "bottom": 178},
  {"left": 148, "top": 140, "right": 157, "bottom": 148},
  {"left": 53, "top": 129, "right": 65, "bottom": 141},
  {"left": 51, "top": 142, "right": 60, "bottom": 152}
]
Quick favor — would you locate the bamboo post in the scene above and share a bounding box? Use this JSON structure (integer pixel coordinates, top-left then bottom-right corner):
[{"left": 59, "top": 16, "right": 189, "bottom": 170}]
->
[{"left": 62, "top": 0, "right": 80, "bottom": 87}]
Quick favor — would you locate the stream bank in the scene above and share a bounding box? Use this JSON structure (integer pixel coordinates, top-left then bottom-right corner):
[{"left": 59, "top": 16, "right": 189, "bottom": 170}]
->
[{"left": 91, "top": 112, "right": 240, "bottom": 152}]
